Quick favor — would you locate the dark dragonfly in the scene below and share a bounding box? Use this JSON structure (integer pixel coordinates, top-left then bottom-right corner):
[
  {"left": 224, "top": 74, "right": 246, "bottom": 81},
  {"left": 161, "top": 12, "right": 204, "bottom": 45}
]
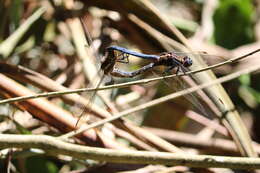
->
[
  {"left": 76, "top": 16, "right": 260, "bottom": 127},
  {"left": 75, "top": 43, "right": 194, "bottom": 126},
  {"left": 102, "top": 46, "right": 213, "bottom": 118},
  {"left": 102, "top": 45, "right": 193, "bottom": 78}
]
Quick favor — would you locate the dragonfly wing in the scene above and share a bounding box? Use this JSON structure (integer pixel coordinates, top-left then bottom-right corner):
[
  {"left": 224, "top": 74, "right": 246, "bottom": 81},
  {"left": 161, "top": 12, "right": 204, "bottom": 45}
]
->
[
  {"left": 75, "top": 73, "right": 105, "bottom": 126},
  {"left": 71, "top": 18, "right": 111, "bottom": 127},
  {"left": 173, "top": 52, "right": 228, "bottom": 69},
  {"left": 170, "top": 74, "right": 213, "bottom": 118},
  {"left": 154, "top": 57, "right": 214, "bottom": 119},
  {"left": 173, "top": 52, "right": 228, "bottom": 61}
]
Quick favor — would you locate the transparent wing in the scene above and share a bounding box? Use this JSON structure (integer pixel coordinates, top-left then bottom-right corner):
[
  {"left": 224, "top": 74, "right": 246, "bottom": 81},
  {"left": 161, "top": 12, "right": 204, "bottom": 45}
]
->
[
  {"left": 173, "top": 52, "right": 228, "bottom": 68},
  {"left": 173, "top": 51, "right": 228, "bottom": 61},
  {"left": 151, "top": 59, "right": 215, "bottom": 119},
  {"left": 71, "top": 17, "right": 108, "bottom": 127},
  {"left": 166, "top": 73, "right": 214, "bottom": 118}
]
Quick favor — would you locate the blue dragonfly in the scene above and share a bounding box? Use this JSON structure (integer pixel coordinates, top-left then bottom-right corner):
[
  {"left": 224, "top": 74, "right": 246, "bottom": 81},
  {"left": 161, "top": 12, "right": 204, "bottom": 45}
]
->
[
  {"left": 101, "top": 45, "right": 213, "bottom": 118},
  {"left": 76, "top": 17, "right": 212, "bottom": 126},
  {"left": 96, "top": 45, "right": 260, "bottom": 122},
  {"left": 75, "top": 44, "right": 198, "bottom": 125},
  {"left": 103, "top": 45, "right": 193, "bottom": 77}
]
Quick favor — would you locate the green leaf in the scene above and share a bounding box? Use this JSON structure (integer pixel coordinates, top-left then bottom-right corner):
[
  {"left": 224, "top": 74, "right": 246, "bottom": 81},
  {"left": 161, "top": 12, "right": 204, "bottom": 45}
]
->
[
  {"left": 239, "top": 74, "right": 251, "bottom": 86},
  {"left": 213, "top": 0, "right": 255, "bottom": 49}
]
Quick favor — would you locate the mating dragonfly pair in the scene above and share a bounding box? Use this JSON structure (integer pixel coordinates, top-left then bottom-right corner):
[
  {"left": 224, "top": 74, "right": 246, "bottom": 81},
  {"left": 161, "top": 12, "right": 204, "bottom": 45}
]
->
[
  {"left": 76, "top": 18, "right": 207, "bottom": 126},
  {"left": 102, "top": 45, "right": 193, "bottom": 78},
  {"left": 75, "top": 44, "right": 199, "bottom": 125}
]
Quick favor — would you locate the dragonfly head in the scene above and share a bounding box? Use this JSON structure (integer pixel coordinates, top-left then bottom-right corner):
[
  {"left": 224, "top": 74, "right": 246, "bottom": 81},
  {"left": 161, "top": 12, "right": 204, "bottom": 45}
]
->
[{"left": 183, "top": 56, "right": 193, "bottom": 67}]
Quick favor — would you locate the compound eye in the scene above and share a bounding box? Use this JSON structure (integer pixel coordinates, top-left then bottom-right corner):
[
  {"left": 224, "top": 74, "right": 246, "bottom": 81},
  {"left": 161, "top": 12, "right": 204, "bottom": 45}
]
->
[{"left": 183, "top": 56, "right": 193, "bottom": 67}]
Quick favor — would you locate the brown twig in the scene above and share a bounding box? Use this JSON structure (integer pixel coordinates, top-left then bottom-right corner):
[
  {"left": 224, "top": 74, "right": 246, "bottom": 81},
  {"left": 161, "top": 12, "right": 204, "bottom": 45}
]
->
[
  {"left": 1, "top": 134, "right": 260, "bottom": 169},
  {"left": 1, "top": 48, "right": 259, "bottom": 105},
  {"left": 60, "top": 62, "right": 260, "bottom": 138}
]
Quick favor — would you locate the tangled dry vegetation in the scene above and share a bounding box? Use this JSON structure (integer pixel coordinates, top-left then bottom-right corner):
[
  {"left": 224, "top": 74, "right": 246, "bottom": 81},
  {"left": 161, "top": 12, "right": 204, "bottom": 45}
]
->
[{"left": 1, "top": 0, "right": 260, "bottom": 172}]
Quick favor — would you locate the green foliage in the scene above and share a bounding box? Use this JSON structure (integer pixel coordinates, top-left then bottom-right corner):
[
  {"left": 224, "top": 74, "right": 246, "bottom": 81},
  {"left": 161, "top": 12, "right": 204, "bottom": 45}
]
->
[
  {"left": 239, "top": 74, "right": 251, "bottom": 86},
  {"left": 10, "top": 0, "right": 23, "bottom": 29},
  {"left": 213, "top": 0, "right": 255, "bottom": 49},
  {"left": 25, "top": 156, "right": 58, "bottom": 173}
]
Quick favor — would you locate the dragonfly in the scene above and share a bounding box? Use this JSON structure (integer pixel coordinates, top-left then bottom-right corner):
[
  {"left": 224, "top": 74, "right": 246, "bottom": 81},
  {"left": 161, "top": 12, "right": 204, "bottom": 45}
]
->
[
  {"left": 102, "top": 46, "right": 212, "bottom": 118},
  {"left": 76, "top": 17, "right": 208, "bottom": 126},
  {"left": 75, "top": 45, "right": 196, "bottom": 125},
  {"left": 104, "top": 45, "right": 193, "bottom": 78}
]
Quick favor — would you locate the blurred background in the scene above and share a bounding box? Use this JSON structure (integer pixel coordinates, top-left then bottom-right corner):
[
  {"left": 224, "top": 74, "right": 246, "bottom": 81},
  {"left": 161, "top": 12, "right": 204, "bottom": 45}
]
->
[{"left": 0, "top": 0, "right": 260, "bottom": 172}]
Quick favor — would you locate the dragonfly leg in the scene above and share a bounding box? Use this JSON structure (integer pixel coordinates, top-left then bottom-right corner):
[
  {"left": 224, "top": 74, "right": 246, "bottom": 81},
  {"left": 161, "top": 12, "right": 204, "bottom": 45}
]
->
[
  {"left": 180, "top": 66, "right": 188, "bottom": 74},
  {"left": 116, "top": 53, "right": 129, "bottom": 64},
  {"left": 175, "top": 66, "right": 188, "bottom": 75},
  {"left": 125, "top": 54, "right": 129, "bottom": 63},
  {"left": 163, "top": 65, "right": 177, "bottom": 75},
  {"left": 176, "top": 66, "right": 180, "bottom": 74}
]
